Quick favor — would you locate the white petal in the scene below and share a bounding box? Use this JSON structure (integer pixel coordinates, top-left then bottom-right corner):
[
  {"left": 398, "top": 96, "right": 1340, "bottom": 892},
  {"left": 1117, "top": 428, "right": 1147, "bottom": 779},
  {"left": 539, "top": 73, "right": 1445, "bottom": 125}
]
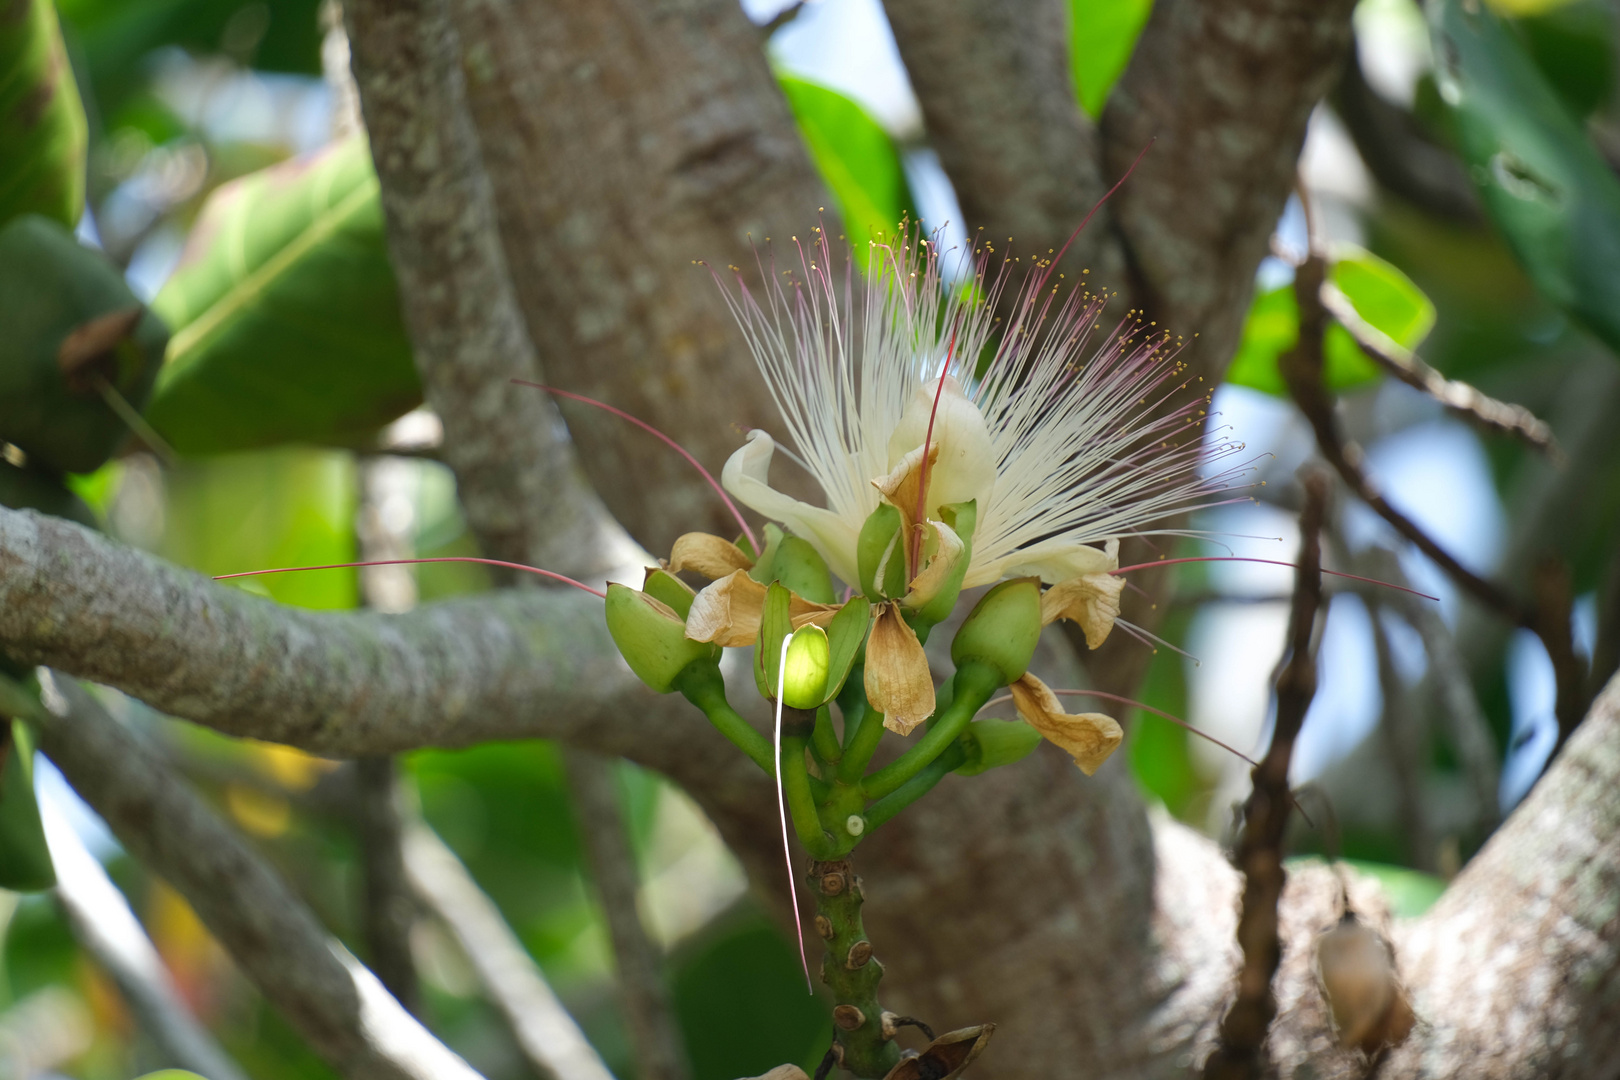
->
[
  {"left": 965, "top": 537, "right": 1119, "bottom": 588},
  {"left": 721, "top": 430, "right": 863, "bottom": 587},
  {"left": 885, "top": 377, "right": 995, "bottom": 520}
]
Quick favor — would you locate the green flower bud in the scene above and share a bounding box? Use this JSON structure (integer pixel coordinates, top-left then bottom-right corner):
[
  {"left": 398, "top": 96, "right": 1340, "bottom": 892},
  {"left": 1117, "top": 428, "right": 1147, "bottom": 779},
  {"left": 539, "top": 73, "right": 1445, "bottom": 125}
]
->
[
  {"left": 641, "top": 567, "right": 696, "bottom": 619},
  {"left": 857, "top": 503, "right": 907, "bottom": 601},
  {"left": 954, "top": 717, "right": 1042, "bottom": 776},
  {"left": 771, "top": 535, "right": 835, "bottom": 603},
  {"left": 950, "top": 577, "right": 1042, "bottom": 686},
  {"left": 780, "top": 625, "right": 830, "bottom": 709},
  {"left": 604, "top": 583, "right": 720, "bottom": 693}
]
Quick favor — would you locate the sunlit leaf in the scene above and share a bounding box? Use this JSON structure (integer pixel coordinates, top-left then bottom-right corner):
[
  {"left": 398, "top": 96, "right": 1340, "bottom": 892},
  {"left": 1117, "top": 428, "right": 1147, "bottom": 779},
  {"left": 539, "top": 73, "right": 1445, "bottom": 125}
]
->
[
  {"left": 147, "top": 137, "right": 421, "bottom": 452},
  {"left": 777, "top": 75, "right": 915, "bottom": 245},
  {"left": 1432, "top": 0, "right": 1620, "bottom": 358},
  {"left": 0, "top": 0, "right": 86, "bottom": 230},
  {"left": 1226, "top": 248, "right": 1434, "bottom": 395},
  {"left": 1069, "top": 0, "right": 1153, "bottom": 118}
]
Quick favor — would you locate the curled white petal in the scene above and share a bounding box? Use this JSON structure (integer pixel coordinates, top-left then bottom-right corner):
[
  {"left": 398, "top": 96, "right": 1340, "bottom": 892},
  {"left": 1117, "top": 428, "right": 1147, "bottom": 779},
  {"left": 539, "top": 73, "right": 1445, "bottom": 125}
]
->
[
  {"left": 885, "top": 376, "right": 995, "bottom": 520},
  {"left": 721, "top": 430, "right": 863, "bottom": 587}
]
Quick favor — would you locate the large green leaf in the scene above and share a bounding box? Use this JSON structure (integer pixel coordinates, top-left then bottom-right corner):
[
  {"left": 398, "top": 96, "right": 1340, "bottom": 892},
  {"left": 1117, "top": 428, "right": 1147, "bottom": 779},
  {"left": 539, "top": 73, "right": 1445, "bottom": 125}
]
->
[
  {"left": 147, "top": 137, "right": 422, "bottom": 453},
  {"left": 777, "top": 75, "right": 915, "bottom": 245},
  {"left": 0, "top": 0, "right": 86, "bottom": 229},
  {"left": 1226, "top": 247, "right": 1430, "bottom": 395},
  {"left": 1070, "top": 0, "right": 1153, "bottom": 118},
  {"left": 1432, "top": 0, "right": 1620, "bottom": 357}
]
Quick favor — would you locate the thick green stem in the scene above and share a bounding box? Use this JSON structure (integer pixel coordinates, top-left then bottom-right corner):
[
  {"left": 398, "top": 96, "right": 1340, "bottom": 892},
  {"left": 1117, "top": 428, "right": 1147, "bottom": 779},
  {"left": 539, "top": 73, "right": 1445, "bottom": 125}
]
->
[
  {"left": 839, "top": 702, "right": 887, "bottom": 785},
  {"left": 864, "top": 743, "right": 965, "bottom": 833},
  {"left": 811, "top": 704, "right": 843, "bottom": 769},
  {"left": 674, "top": 663, "right": 774, "bottom": 775},
  {"left": 810, "top": 858, "right": 900, "bottom": 1079},
  {"left": 781, "top": 735, "right": 833, "bottom": 857},
  {"left": 862, "top": 662, "right": 999, "bottom": 801}
]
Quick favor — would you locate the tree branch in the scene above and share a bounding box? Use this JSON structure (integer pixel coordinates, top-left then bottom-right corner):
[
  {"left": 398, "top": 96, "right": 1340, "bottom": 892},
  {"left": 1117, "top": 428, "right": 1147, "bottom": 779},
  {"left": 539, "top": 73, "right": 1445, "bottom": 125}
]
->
[
  {"left": 878, "top": 0, "right": 1123, "bottom": 284},
  {"left": 33, "top": 674, "right": 483, "bottom": 1080},
  {"left": 1202, "top": 469, "right": 1328, "bottom": 1080},
  {"left": 1389, "top": 671, "right": 1620, "bottom": 1078},
  {"left": 42, "top": 794, "right": 250, "bottom": 1080},
  {"left": 565, "top": 751, "right": 690, "bottom": 1080},
  {"left": 401, "top": 819, "right": 617, "bottom": 1080},
  {"left": 344, "top": 0, "right": 624, "bottom": 578},
  {"left": 354, "top": 756, "right": 422, "bottom": 1015}
]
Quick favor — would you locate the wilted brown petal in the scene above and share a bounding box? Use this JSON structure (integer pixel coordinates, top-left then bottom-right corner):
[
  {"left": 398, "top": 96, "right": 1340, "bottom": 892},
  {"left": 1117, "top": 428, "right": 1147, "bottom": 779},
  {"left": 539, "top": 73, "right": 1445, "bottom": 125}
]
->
[
  {"left": 666, "top": 532, "right": 754, "bottom": 579},
  {"left": 881, "top": 1025, "right": 995, "bottom": 1080},
  {"left": 1039, "top": 571, "right": 1126, "bottom": 649},
  {"left": 685, "top": 570, "right": 767, "bottom": 647},
  {"left": 871, "top": 443, "right": 938, "bottom": 534},
  {"left": 735, "top": 1067, "right": 810, "bottom": 1080},
  {"left": 789, "top": 597, "right": 843, "bottom": 629},
  {"left": 865, "top": 603, "right": 935, "bottom": 735},
  {"left": 1315, "top": 915, "right": 1416, "bottom": 1054},
  {"left": 1009, "top": 672, "right": 1123, "bottom": 775}
]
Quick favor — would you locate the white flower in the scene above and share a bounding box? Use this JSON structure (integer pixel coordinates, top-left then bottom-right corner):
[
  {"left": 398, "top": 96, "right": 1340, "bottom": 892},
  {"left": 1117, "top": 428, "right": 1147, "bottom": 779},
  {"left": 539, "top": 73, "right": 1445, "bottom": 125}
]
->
[{"left": 714, "top": 227, "right": 1245, "bottom": 597}]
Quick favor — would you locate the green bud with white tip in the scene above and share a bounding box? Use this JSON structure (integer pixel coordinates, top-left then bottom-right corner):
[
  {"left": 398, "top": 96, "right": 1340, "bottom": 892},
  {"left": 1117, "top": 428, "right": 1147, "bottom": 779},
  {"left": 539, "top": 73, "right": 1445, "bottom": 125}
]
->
[
  {"left": 954, "top": 717, "right": 1042, "bottom": 776},
  {"left": 950, "top": 577, "right": 1042, "bottom": 686},
  {"left": 604, "top": 583, "right": 720, "bottom": 693}
]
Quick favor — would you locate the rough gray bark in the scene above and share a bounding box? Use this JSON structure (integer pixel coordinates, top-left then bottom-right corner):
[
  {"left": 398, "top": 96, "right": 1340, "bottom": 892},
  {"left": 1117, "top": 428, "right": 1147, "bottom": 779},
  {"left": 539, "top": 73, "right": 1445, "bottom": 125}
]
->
[
  {"left": 878, "top": 0, "right": 1125, "bottom": 286},
  {"left": 33, "top": 676, "right": 483, "bottom": 1080},
  {"left": 354, "top": 756, "right": 421, "bottom": 1015},
  {"left": 344, "top": 0, "right": 621, "bottom": 577},
  {"left": 447, "top": 0, "right": 833, "bottom": 557}
]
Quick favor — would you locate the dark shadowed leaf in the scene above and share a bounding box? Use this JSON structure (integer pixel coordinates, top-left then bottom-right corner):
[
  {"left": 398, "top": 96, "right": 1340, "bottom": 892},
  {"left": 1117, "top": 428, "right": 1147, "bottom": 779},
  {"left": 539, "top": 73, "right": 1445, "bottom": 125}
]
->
[
  {"left": 0, "top": 720, "right": 55, "bottom": 893},
  {"left": 1431, "top": 0, "right": 1620, "bottom": 357},
  {"left": 0, "top": 0, "right": 87, "bottom": 229},
  {"left": 146, "top": 137, "right": 422, "bottom": 453}
]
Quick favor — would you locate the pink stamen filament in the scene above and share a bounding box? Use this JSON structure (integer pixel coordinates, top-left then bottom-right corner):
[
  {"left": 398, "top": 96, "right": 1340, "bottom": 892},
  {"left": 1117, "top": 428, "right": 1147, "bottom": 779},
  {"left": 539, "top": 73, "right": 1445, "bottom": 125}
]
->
[
  {"left": 910, "top": 327, "right": 956, "bottom": 572},
  {"left": 215, "top": 557, "right": 607, "bottom": 599},
  {"left": 982, "top": 687, "right": 1259, "bottom": 768},
  {"left": 511, "top": 380, "right": 759, "bottom": 554},
  {"left": 1109, "top": 556, "right": 1439, "bottom": 601}
]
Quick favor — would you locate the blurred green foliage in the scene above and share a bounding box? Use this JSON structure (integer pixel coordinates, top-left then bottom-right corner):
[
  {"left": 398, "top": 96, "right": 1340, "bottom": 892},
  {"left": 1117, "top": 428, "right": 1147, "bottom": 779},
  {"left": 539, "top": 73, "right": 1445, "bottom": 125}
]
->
[
  {"left": 0, "top": 0, "right": 87, "bottom": 228},
  {"left": 778, "top": 75, "right": 916, "bottom": 248}
]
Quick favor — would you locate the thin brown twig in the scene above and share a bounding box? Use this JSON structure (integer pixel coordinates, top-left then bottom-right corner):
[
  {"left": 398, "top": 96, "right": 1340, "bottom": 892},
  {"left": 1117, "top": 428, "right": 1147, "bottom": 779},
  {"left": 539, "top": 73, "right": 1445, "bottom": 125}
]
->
[
  {"left": 1281, "top": 253, "right": 1532, "bottom": 628},
  {"left": 1318, "top": 282, "right": 1558, "bottom": 457},
  {"left": 1281, "top": 251, "right": 1593, "bottom": 747},
  {"left": 1201, "top": 468, "right": 1329, "bottom": 1080}
]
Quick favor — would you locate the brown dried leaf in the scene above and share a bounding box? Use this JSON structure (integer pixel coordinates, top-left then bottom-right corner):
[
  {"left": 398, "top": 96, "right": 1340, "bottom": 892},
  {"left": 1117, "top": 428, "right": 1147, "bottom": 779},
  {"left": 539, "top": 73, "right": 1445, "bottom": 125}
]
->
[
  {"left": 1315, "top": 915, "right": 1416, "bottom": 1054},
  {"left": 865, "top": 602, "right": 935, "bottom": 735},
  {"left": 1009, "top": 672, "right": 1122, "bottom": 775}
]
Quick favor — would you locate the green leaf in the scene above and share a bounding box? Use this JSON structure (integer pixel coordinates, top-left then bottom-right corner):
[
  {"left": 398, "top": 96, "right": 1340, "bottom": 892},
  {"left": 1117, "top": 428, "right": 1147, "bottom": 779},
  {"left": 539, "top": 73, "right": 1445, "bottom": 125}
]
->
[
  {"left": 0, "top": 719, "right": 55, "bottom": 892},
  {"left": 753, "top": 581, "right": 795, "bottom": 701},
  {"left": 777, "top": 75, "right": 915, "bottom": 245},
  {"left": 1432, "top": 0, "right": 1620, "bottom": 357},
  {"left": 1070, "top": 0, "right": 1153, "bottom": 118},
  {"left": 147, "top": 137, "right": 423, "bottom": 453},
  {"left": 1226, "top": 247, "right": 1434, "bottom": 396},
  {"left": 0, "top": 215, "right": 169, "bottom": 473},
  {"left": 1512, "top": 0, "right": 1615, "bottom": 119},
  {"left": 0, "top": 0, "right": 87, "bottom": 230}
]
